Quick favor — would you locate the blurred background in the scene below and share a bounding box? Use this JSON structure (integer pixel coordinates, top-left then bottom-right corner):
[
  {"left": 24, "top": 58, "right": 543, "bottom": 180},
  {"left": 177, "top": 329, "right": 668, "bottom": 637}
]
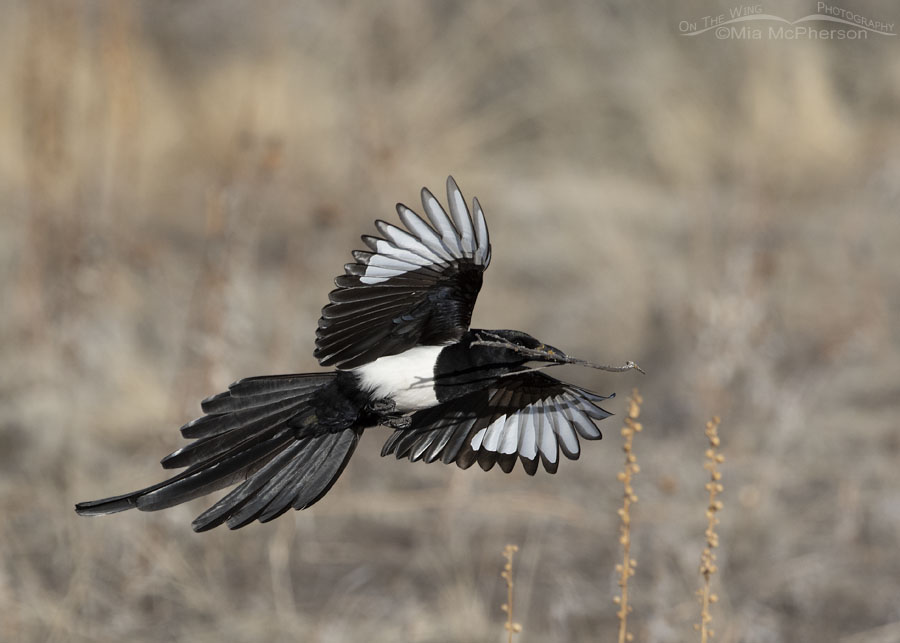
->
[{"left": 2, "top": 1, "right": 899, "bottom": 641}]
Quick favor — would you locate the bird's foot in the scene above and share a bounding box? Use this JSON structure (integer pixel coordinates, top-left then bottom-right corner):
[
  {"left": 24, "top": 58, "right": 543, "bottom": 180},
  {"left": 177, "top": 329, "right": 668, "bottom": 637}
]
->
[
  {"left": 367, "top": 398, "right": 412, "bottom": 428},
  {"left": 368, "top": 398, "right": 398, "bottom": 414},
  {"left": 381, "top": 414, "right": 412, "bottom": 429}
]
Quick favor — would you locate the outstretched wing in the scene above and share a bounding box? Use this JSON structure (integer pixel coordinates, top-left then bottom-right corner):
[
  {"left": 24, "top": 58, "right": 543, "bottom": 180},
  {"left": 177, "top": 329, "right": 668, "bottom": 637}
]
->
[
  {"left": 315, "top": 176, "right": 491, "bottom": 370},
  {"left": 381, "top": 372, "right": 613, "bottom": 475}
]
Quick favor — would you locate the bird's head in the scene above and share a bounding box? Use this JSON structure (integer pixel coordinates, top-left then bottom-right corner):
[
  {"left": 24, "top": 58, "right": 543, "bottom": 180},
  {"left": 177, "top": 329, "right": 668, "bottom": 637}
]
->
[
  {"left": 465, "top": 329, "right": 645, "bottom": 376},
  {"left": 469, "top": 329, "right": 569, "bottom": 367}
]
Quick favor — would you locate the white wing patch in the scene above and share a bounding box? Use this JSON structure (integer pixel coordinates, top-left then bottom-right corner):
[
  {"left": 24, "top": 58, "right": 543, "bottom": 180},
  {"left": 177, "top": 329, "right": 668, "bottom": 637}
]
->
[
  {"left": 537, "top": 405, "right": 558, "bottom": 464},
  {"left": 447, "top": 177, "right": 476, "bottom": 255},
  {"left": 498, "top": 415, "right": 520, "bottom": 455},
  {"left": 358, "top": 177, "right": 490, "bottom": 285},
  {"left": 467, "top": 396, "right": 599, "bottom": 465},
  {"left": 518, "top": 409, "right": 539, "bottom": 460},
  {"left": 470, "top": 426, "right": 488, "bottom": 451}
]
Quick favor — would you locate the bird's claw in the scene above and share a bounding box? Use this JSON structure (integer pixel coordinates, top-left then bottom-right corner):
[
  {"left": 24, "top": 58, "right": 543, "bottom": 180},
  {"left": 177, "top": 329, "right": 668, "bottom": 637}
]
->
[
  {"left": 382, "top": 415, "right": 412, "bottom": 429},
  {"left": 368, "top": 398, "right": 412, "bottom": 428},
  {"left": 369, "top": 399, "right": 398, "bottom": 414}
]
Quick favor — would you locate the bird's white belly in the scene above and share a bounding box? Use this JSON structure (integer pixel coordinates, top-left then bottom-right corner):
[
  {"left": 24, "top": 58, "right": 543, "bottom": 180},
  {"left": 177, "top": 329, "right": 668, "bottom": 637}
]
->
[{"left": 354, "top": 345, "right": 443, "bottom": 412}]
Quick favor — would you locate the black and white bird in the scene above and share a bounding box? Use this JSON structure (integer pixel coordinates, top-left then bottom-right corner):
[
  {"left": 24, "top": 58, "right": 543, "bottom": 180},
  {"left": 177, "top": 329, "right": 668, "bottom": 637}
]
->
[{"left": 76, "top": 177, "right": 641, "bottom": 531}]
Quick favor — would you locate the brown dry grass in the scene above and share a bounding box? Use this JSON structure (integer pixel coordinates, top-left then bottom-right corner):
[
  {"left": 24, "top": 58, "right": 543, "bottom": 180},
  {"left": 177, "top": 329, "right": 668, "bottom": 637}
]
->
[
  {"left": 614, "top": 389, "right": 642, "bottom": 643},
  {"left": 500, "top": 544, "right": 522, "bottom": 642},
  {"left": 2, "top": 1, "right": 900, "bottom": 641},
  {"left": 696, "top": 416, "right": 724, "bottom": 642}
]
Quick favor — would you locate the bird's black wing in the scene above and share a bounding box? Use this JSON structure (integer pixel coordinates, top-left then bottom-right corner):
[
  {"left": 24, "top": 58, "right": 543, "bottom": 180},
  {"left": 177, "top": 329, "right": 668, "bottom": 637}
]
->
[
  {"left": 315, "top": 176, "right": 491, "bottom": 369},
  {"left": 381, "top": 371, "right": 613, "bottom": 475}
]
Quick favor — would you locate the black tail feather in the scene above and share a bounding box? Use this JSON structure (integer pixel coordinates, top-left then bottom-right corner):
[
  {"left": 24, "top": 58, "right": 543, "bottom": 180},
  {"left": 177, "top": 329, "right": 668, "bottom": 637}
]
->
[
  {"left": 75, "top": 372, "right": 363, "bottom": 531},
  {"left": 194, "top": 428, "right": 359, "bottom": 531},
  {"left": 192, "top": 439, "right": 313, "bottom": 531},
  {"left": 180, "top": 396, "right": 309, "bottom": 440},
  {"left": 225, "top": 373, "right": 334, "bottom": 398},
  {"left": 137, "top": 427, "right": 298, "bottom": 512},
  {"left": 162, "top": 402, "right": 307, "bottom": 469}
]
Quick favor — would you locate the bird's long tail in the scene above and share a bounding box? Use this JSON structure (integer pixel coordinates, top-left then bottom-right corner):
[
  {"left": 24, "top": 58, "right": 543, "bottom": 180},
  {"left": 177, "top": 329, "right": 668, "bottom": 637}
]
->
[{"left": 75, "top": 373, "right": 362, "bottom": 531}]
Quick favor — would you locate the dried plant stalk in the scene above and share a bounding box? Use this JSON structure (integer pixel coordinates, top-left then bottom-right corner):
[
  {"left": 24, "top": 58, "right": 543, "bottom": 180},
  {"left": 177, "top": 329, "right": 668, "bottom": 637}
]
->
[
  {"left": 614, "top": 389, "right": 642, "bottom": 643},
  {"left": 695, "top": 416, "right": 724, "bottom": 642},
  {"left": 500, "top": 544, "right": 522, "bottom": 642}
]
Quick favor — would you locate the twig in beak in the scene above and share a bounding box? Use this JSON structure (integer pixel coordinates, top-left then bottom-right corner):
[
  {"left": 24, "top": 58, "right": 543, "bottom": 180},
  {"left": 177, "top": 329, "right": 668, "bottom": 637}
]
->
[{"left": 470, "top": 335, "right": 646, "bottom": 375}]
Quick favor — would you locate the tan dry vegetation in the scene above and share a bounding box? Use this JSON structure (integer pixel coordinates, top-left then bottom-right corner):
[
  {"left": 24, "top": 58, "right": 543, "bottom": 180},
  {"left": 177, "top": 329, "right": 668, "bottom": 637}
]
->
[
  {"left": 2, "top": 1, "right": 900, "bottom": 641},
  {"left": 614, "top": 389, "right": 642, "bottom": 643}
]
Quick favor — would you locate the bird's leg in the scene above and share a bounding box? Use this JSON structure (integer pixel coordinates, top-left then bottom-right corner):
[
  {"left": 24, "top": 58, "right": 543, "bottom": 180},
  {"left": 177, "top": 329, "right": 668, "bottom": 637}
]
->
[
  {"left": 381, "top": 415, "right": 412, "bottom": 429},
  {"left": 367, "top": 398, "right": 413, "bottom": 429},
  {"left": 368, "top": 398, "right": 398, "bottom": 414}
]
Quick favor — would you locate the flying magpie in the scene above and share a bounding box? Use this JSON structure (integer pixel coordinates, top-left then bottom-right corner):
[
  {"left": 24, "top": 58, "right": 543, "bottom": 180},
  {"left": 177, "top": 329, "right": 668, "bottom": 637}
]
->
[{"left": 76, "top": 177, "right": 641, "bottom": 531}]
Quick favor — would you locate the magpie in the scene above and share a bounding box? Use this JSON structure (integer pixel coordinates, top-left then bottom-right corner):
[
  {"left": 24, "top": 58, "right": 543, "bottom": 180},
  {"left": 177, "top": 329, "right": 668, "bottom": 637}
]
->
[{"left": 76, "top": 177, "right": 642, "bottom": 531}]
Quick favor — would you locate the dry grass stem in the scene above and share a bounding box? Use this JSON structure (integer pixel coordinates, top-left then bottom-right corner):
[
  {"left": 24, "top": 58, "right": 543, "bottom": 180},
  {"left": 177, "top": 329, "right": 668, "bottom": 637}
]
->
[
  {"left": 500, "top": 544, "right": 522, "bottom": 642},
  {"left": 695, "top": 416, "right": 724, "bottom": 642},
  {"left": 613, "top": 388, "right": 643, "bottom": 643}
]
